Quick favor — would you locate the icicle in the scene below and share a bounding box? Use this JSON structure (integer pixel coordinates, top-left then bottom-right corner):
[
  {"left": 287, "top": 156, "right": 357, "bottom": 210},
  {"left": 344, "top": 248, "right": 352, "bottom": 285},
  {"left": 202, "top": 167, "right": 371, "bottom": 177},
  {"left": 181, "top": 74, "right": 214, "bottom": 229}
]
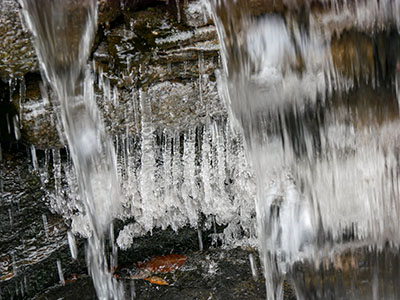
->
[
  {"left": 197, "top": 227, "right": 204, "bottom": 251},
  {"left": 13, "top": 115, "right": 21, "bottom": 140},
  {"left": 172, "top": 132, "right": 183, "bottom": 206},
  {"left": 182, "top": 129, "right": 198, "bottom": 226},
  {"left": 8, "top": 208, "right": 13, "bottom": 226},
  {"left": 19, "top": 77, "right": 26, "bottom": 126},
  {"left": 57, "top": 260, "right": 65, "bottom": 286},
  {"left": 52, "top": 148, "right": 62, "bottom": 210},
  {"left": 11, "top": 251, "right": 17, "bottom": 275},
  {"left": 200, "top": 124, "right": 212, "bottom": 214},
  {"left": 175, "top": 0, "right": 181, "bottom": 23},
  {"left": 249, "top": 253, "right": 258, "bottom": 281},
  {"left": 213, "top": 120, "right": 229, "bottom": 214},
  {"left": 163, "top": 133, "right": 173, "bottom": 211},
  {"left": 42, "top": 214, "right": 49, "bottom": 240},
  {"left": 67, "top": 231, "right": 78, "bottom": 260},
  {"left": 30, "top": 145, "right": 38, "bottom": 171},
  {"left": 198, "top": 52, "right": 204, "bottom": 104},
  {"left": 139, "top": 89, "right": 156, "bottom": 232},
  {"left": 41, "top": 149, "right": 50, "bottom": 184}
]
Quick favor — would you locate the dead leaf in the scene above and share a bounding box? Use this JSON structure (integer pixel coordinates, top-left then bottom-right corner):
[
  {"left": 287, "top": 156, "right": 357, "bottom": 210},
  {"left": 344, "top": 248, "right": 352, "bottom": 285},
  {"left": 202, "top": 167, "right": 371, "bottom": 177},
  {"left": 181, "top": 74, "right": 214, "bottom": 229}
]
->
[
  {"left": 0, "top": 272, "right": 14, "bottom": 281},
  {"left": 137, "top": 254, "right": 186, "bottom": 274},
  {"left": 144, "top": 276, "right": 168, "bottom": 285}
]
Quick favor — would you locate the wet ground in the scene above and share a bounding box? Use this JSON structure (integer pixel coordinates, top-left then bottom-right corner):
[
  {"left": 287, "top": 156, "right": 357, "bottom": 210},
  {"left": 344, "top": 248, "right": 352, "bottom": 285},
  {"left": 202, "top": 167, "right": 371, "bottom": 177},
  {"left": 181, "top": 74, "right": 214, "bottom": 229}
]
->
[{"left": 36, "top": 248, "right": 269, "bottom": 300}]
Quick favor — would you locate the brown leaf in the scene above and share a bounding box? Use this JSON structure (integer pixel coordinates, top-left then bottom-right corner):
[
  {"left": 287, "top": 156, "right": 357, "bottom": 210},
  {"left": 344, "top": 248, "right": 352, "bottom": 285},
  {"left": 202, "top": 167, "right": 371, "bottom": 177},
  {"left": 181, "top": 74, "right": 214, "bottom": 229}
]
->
[
  {"left": 0, "top": 272, "right": 14, "bottom": 281},
  {"left": 144, "top": 276, "right": 169, "bottom": 286},
  {"left": 137, "top": 254, "right": 186, "bottom": 274}
]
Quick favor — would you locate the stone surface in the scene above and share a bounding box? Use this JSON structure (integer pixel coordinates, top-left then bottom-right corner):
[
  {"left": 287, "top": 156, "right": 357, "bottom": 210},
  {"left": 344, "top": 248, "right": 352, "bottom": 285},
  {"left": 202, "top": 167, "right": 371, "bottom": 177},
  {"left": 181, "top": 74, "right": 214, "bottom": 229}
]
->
[
  {"left": 98, "top": 0, "right": 122, "bottom": 25},
  {"left": 2, "top": 0, "right": 400, "bottom": 149},
  {"left": 6, "top": 1, "right": 223, "bottom": 148},
  {"left": 0, "top": 0, "right": 37, "bottom": 79},
  {"left": 0, "top": 146, "right": 87, "bottom": 299}
]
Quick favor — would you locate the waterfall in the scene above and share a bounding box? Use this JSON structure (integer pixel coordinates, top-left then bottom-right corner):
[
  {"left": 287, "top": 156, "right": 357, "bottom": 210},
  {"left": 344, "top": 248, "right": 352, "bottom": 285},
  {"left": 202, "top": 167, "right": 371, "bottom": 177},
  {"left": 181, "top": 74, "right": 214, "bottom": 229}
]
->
[
  {"left": 19, "top": 1, "right": 124, "bottom": 299},
  {"left": 206, "top": 0, "right": 400, "bottom": 299},
  {"left": 12, "top": 0, "right": 400, "bottom": 298}
]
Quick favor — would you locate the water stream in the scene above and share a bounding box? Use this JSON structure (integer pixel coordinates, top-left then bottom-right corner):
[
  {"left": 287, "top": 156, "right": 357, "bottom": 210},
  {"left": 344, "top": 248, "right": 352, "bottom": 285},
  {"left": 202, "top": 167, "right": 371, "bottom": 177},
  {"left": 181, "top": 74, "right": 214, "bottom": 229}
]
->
[
  {"left": 206, "top": 0, "right": 400, "bottom": 299},
  {"left": 19, "top": 1, "right": 124, "bottom": 298}
]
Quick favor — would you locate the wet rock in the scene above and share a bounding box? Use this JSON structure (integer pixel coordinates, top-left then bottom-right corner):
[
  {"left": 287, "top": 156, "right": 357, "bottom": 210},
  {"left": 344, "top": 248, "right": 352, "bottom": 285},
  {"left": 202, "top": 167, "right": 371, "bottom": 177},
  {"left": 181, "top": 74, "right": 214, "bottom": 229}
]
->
[
  {"left": 98, "top": 0, "right": 122, "bottom": 25},
  {"left": 183, "top": 1, "right": 213, "bottom": 28},
  {"left": 9, "top": 1, "right": 222, "bottom": 148},
  {"left": 35, "top": 247, "right": 269, "bottom": 300},
  {"left": 2, "top": 0, "right": 399, "bottom": 149},
  {"left": 0, "top": 148, "right": 87, "bottom": 299},
  {"left": 121, "top": 0, "right": 168, "bottom": 12},
  {"left": 11, "top": 74, "right": 63, "bottom": 149},
  {"left": 0, "top": 0, "right": 38, "bottom": 79}
]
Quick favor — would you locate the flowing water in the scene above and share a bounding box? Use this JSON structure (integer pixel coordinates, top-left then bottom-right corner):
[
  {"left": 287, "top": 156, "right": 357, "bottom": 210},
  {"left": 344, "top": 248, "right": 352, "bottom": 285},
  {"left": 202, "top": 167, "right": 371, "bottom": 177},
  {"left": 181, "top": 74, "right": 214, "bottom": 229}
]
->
[
  {"left": 19, "top": 1, "right": 124, "bottom": 298},
  {"left": 205, "top": 0, "right": 400, "bottom": 299}
]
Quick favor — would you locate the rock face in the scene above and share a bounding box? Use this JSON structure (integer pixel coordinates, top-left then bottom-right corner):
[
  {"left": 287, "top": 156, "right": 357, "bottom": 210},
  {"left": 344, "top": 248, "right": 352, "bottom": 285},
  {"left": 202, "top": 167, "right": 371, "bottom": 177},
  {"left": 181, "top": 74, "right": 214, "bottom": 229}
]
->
[
  {"left": 0, "top": 0, "right": 37, "bottom": 80},
  {"left": 1, "top": 0, "right": 400, "bottom": 148},
  {"left": 1, "top": 0, "right": 222, "bottom": 148},
  {"left": 0, "top": 1, "right": 393, "bottom": 148}
]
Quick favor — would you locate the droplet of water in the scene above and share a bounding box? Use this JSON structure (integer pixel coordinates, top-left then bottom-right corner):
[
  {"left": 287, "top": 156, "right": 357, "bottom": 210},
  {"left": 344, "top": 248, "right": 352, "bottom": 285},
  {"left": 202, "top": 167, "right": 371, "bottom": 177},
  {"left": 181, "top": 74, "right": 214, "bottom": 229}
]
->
[{"left": 67, "top": 231, "right": 78, "bottom": 260}]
